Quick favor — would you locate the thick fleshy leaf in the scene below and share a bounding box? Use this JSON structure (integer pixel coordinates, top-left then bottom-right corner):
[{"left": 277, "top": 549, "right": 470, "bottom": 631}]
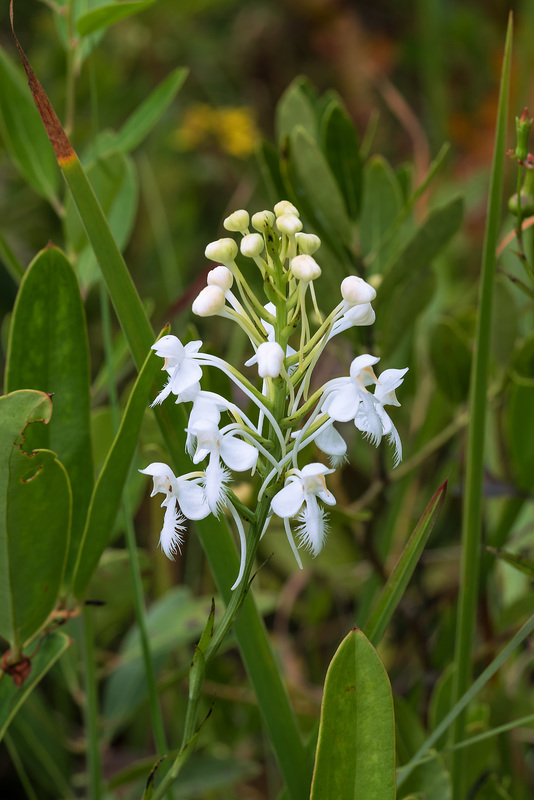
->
[
  {"left": 77, "top": 1, "right": 154, "bottom": 36},
  {"left": 0, "top": 631, "right": 71, "bottom": 742},
  {"left": 0, "top": 391, "right": 71, "bottom": 648},
  {"left": 72, "top": 340, "right": 163, "bottom": 599},
  {"left": 0, "top": 46, "right": 59, "bottom": 205},
  {"left": 276, "top": 77, "right": 318, "bottom": 143},
  {"left": 310, "top": 627, "right": 395, "bottom": 799},
  {"left": 4, "top": 246, "right": 92, "bottom": 588}
]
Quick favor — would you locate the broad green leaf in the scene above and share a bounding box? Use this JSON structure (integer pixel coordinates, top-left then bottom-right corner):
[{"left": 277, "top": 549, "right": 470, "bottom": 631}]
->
[
  {"left": 380, "top": 267, "right": 436, "bottom": 356},
  {"left": 0, "top": 391, "right": 71, "bottom": 648},
  {"left": 276, "top": 77, "right": 318, "bottom": 143},
  {"left": 5, "top": 247, "right": 93, "bottom": 587},
  {"left": 375, "top": 196, "right": 464, "bottom": 309},
  {"left": 311, "top": 627, "right": 395, "bottom": 800},
  {"left": 0, "top": 47, "right": 59, "bottom": 206},
  {"left": 429, "top": 319, "right": 472, "bottom": 405},
  {"left": 289, "top": 126, "right": 353, "bottom": 246},
  {"left": 72, "top": 339, "right": 162, "bottom": 599},
  {"left": 77, "top": 1, "right": 155, "bottom": 36},
  {"left": 113, "top": 67, "right": 188, "bottom": 154},
  {"left": 0, "top": 631, "right": 71, "bottom": 742},
  {"left": 487, "top": 546, "right": 534, "bottom": 579},
  {"left": 360, "top": 156, "right": 403, "bottom": 273},
  {"left": 321, "top": 98, "right": 363, "bottom": 220},
  {"left": 365, "top": 480, "right": 447, "bottom": 646}
]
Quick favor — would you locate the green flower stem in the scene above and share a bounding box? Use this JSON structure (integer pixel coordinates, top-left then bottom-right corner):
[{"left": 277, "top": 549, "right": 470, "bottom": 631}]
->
[
  {"left": 99, "top": 284, "right": 170, "bottom": 765},
  {"left": 449, "top": 16, "right": 512, "bottom": 800},
  {"left": 150, "top": 498, "right": 271, "bottom": 800},
  {"left": 81, "top": 610, "right": 101, "bottom": 800}
]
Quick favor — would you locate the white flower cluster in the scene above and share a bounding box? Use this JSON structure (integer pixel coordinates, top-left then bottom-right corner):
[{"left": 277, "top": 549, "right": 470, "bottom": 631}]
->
[{"left": 142, "top": 201, "right": 408, "bottom": 588}]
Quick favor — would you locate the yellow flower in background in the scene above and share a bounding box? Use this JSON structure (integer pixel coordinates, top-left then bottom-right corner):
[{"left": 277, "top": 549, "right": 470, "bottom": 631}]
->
[{"left": 175, "top": 104, "right": 259, "bottom": 158}]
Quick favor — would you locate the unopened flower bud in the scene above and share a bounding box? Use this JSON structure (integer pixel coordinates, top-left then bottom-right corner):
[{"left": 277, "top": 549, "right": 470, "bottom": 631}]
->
[
  {"left": 240, "top": 233, "right": 264, "bottom": 258},
  {"left": 344, "top": 302, "right": 376, "bottom": 326},
  {"left": 256, "top": 341, "right": 285, "bottom": 378},
  {"left": 274, "top": 200, "right": 299, "bottom": 217},
  {"left": 515, "top": 108, "right": 533, "bottom": 162},
  {"left": 251, "top": 210, "right": 275, "bottom": 232},
  {"left": 192, "top": 285, "right": 226, "bottom": 317},
  {"left": 223, "top": 209, "right": 250, "bottom": 232},
  {"left": 341, "top": 276, "right": 376, "bottom": 305},
  {"left": 207, "top": 266, "right": 233, "bottom": 292},
  {"left": 296, "top": 232, "right": 321, "bottom": 255},
  {"left": 205, "top": 238, "right": 238, "bottom": 264},
  {"left": 276, "top": 214, "right": 303, "bottom": 235},
  {"left": 290, "top": 254, "right": 321, "bottom": 282}
]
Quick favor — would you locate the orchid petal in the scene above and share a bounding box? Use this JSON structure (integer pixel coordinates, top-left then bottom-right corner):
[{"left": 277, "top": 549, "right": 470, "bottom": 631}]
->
[{"left": 271, "top": 479, "right": 305, "bottom": 518}]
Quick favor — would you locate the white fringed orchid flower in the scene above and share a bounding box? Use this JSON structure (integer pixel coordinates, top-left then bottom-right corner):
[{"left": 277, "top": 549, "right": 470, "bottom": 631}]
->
[
  {"left": 271, "top": 463, "right": 336, "bottom": 564},
  {"left": 151, "top": 336, "right": 203, "bottom": 406}
]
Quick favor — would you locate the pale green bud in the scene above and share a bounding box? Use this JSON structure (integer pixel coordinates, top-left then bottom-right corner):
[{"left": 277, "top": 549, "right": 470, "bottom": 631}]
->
[
  {"left": 205, "top": 238, "right": 238, "bottom": 263},
  {"left": 274, "top": 200, "right": 299, "bottom": 217},
  {"left": 240, "top": 233, "right": 264, "bottom": 258},
  {"left": 223, "top": 209, "right": 250, "bottom": 232},
  {"left": 251, "top": 210, "right": 275, "bottom": 232},
  {"left": 296, "top": 232, "right": 321, "bottom": 255},
  {"left": 276, "top": 213, "right": 303, "bottom": 235}
]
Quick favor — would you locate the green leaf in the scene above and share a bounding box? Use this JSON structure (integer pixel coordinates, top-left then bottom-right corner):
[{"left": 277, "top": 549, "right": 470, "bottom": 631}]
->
[
  {"left": 76, "top": 1, "right": 155, "bottom": 36},
  {"left": 0, "top": 391, "right": 71, "bottom": 648},
  {"left": 486, "top": 546, "right": 534, "bottom": 579},
  {"left": 429, "top": 319, "right": 472, "bottom": 405},
  {"left": 365, "top": 480, "right": 447, "bottom": 646},
  {"left": 289, "top": 126, "right": 353, "bottom": 246},
  {"left": 380, "top": 267, "right": 436, "bottom": 356},
  {"left": 321, "top": 98, "right": 363, "bottom": 220},
  {"left": 0, "top": 631, "right": 71, "bottom": 743},
  {"left": 0, "top": 47, "right": 59, "bottom": 206},
  {"left": 375, "top": 195, "right": 464, "bottom": 309},
  {"left": 360, "top": 156, "right": 403, "bottom": 272},
  {"left": 276, "top": 77, "right": 318, "bottom": 143},
  {"left": 72, "top": 339, "right": 162, "bottom": 599},
  {"left": 114, "top": 67, "right": 188, "bottom": 154},
  {"left": 5, "top": 247, "right": 93, "bottom": 587},
  {"left": 395, "top": 696, "right": 451, "bottom": 800},
  {"left": 310, "top": 627, "right": 396, "bottom": 800}
]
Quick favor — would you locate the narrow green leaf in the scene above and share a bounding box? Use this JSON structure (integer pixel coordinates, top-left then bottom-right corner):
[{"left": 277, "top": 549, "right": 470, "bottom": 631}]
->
[
  {"left": 0, "top": 631, "right": 71, "bottom": 742},
  {"left": 450, "top": 17, "right": 513, "bottom": 796},
  {"left": 486, "top": 546, "right": 534, "bottom": 579},
  {"left": 72, "top": 339, "right": 162, "bottom": 599},
  {"left": 114, "top": 67, "right": 188, "bottom": 154},
  {"left": 0, "top": 47, "right": 59, "bottom": 206},
  {"left": 5, "top": 246, "right": 93, "bottom": 586},
  {"left": 276, "top": 77, "right": 318, "bottom": 143},
  {"left": 365, "top": 480, "right": 447, "bottom": 646},
  {"left": 290, "top": 126, "right": 353, "bottom": 246},
  {"left": 311, "top": 627, "right": 396, "bottom": 800},
  {"left": 321, "top": 98, "right": 363, "bottom": 220},
  {"left": 76, "top": 1, "right": 155, "bottom": 36},
  {"left": 0, "top": 391, "right": 71, "bottom": 648}
]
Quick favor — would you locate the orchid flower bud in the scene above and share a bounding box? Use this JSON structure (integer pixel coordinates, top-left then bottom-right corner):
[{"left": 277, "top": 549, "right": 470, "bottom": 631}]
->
[
  {"left": 296, "top": 232, "right": 321, "bottom": 255},
  {"left": 240, "top": 233, "right": 264, "bottom": 258},
  {"left": 223, "top": 209, "right": 250, "bottom": 232},
  {"left": 290, "top": 254, "right": 321, "bottom": 282},
  {"left": 205, "top": 238, "right": 238, "bottom": 263},
  {"left": 207, "top": 265, "right": 233, "bottom": 291},
  {"left": 274, "top": 200, "right": 299, "bottom": 217},
  {"left": 251, "top": 210, "right": 275, "bottom": 231},
  {"left": 341, "top": 276, "right": 376, "bottom": 305},
  {"left": 276, "top": 214, "right": 303, "bottom": 236},
  {"left": 256, "top": 342, "right": 285, "bottom": 378},
  {"left": 192, "top": 285, "right": 226, "bottom": 317}
]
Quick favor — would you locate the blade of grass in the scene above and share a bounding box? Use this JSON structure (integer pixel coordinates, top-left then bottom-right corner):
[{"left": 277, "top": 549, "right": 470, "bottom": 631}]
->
[
  {"left": 365, "top": 479, "right": 447, "bottom": 647},
  {"left": 9, "top": 12, "right": 309, "bottom": 797},
  {"left": 447, "top": 15, "right": 513, "bottom": 799}
]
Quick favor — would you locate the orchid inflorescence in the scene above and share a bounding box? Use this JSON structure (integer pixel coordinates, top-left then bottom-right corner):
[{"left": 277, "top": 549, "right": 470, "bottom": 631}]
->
[{"left": 141, "top": 201, "right": 408, "bottom": 588}]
